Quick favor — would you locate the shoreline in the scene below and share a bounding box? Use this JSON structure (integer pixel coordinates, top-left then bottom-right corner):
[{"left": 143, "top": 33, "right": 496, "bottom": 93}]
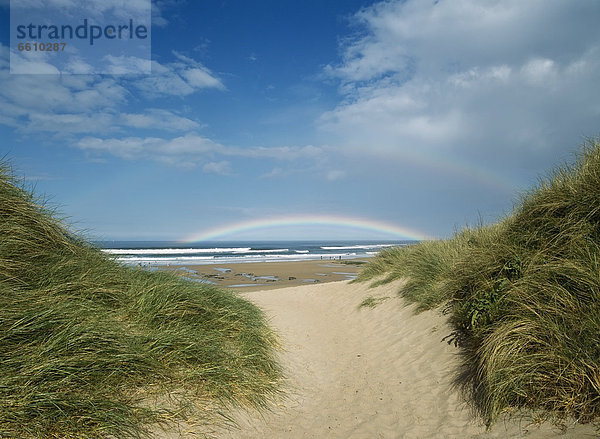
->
[{"left": 161, "top": 259, "right": 369, "bottom": 292}]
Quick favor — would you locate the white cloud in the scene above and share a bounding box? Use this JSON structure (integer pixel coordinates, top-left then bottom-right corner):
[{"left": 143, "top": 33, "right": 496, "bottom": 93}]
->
[
  {"left": 63, "top": 58, "right": 95, "bottom": 74},
  {"left": 119, "top": 109, "right": 200, "bottom": 131},
  {"left": 104, "top": 55, "right": 152, "bottom": 75},
  {"left": 181, "top": 68, "right": 223, "bottom": 89},
  {"left": 77, "top": 133, "right": 223, "bottom": 162},
  {"left": 10, "top": 52, "right": 61, "bottom": 74},
  {"left": 3, "top": 107, "right": 199, "bottom": 136},
  {"left": 1, "top": 35, "right": 321, "bottom": 172},
  {"left": 520, "top": 58, "right": 557, "bottom": 86},
  {"left": 78, "top": 136, "right": 158, "bottom": 159},
  {"left": 260, "top": 167, "right": 285, "bottom": 179},
  {"left": 326, "top": 170, "right": 346, "bottom": 181},
  {"left": 152, "top": 0, "right": 175, "bottom": 27},
  {"left": 0, "top": 44, "right": 210, "bottom": 136},
  {"left": 232, "top": 145, "right": 323, "bottom": 160},
  {"left": 0, "top": 66, "right": 127, "bottom": 117},
  {"left": 158, "top": 133, "right": 222, "bottom": 155},
  {"left": 203, "top": 161, "right": 232, "bottom": 175},
  {"left": 135, "top": 52, "right": 224, "bottom": 97},
  {"left": 26, "top": 112, "right": 115, "bottom": 134},
  {"left": 135, "top": 61, "right": 196, "bottom": 96},
  {"left": 75, "top": 133, "right": 326, "bottom": 168},
  {"left": 321, "top": 0, "right": 600, "bottom": 174}
]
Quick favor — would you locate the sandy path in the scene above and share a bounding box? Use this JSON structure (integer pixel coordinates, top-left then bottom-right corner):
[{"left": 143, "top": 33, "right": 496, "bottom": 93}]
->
[{"left": 208, "top": 280, "right": 595, "bottom": 438}]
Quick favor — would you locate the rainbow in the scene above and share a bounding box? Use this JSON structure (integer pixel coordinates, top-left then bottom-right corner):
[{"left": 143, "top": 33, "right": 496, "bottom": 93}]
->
[
  {"left": 362, "top": 148, "right": 519, "bottom": 195},
  {"left": 182, "top": 214, "right": 431, "bottom": 242}
]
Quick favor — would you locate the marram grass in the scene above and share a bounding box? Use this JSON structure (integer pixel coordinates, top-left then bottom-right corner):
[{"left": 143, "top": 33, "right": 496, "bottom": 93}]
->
[
  {"left": 359, "top": 138, "right": 600, "bottom": 426},
  {"left": 0, "top": 162, "right": 281, "bottom": 438}
]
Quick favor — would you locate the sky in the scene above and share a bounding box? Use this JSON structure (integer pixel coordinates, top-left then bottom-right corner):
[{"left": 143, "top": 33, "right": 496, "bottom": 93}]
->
[{"left": 1, "top": 0, "right": 600, "bottom": 241}]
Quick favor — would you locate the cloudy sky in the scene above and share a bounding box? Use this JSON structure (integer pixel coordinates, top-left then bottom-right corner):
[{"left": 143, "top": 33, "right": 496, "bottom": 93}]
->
[{"left": 1, "top": 0, "right": 600, "bottom": 241}]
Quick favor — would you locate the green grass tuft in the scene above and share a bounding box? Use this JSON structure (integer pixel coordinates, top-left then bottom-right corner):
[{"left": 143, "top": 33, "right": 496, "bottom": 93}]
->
[
  {"left": 358, "top": 295, "right": 390, "bottom": 309},
  {"left": 0, "top": 161, "right": 281, "bottom": 438},
  {"left": 358, "top": 138, "right": 600, "bottom": 426}
]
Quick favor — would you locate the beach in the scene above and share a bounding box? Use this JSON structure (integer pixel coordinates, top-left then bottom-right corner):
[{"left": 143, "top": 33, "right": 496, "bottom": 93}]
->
[
  {"left": 162, "top": 259, "right": 366, "bottom": 291},
  {"left": 159, "top": 272, "right": 596, "bottom": 438}
]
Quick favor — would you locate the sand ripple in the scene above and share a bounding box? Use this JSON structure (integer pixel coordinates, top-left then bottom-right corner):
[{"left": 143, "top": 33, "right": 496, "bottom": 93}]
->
[{"left": 196, "top": 281, "right": 597, "bottom": 438}]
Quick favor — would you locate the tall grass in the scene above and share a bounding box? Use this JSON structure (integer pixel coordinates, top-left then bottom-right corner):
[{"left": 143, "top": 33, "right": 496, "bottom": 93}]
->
[
  {"left": 359, "top": 138, "right": 600, "bottom": 425},
  {"left": 0, "top": 162, "right": 281, "bottom": 438}
]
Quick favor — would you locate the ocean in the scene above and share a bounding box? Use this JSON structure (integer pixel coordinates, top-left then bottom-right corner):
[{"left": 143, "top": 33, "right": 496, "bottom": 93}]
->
[{"left": 96, "top": 240, "right": 414, "bottom": 266}]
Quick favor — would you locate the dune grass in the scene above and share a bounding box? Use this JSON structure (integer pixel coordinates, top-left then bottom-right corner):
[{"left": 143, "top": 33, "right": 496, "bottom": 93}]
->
[
  {"left": 358, "top": 295, "right": 390, "bottom": 309},
  {"left": 358, "top": 138, "right": 600, "bottom": 426},
  {"left": 0, "top": 162, "right": 281, "bottom": 438}
]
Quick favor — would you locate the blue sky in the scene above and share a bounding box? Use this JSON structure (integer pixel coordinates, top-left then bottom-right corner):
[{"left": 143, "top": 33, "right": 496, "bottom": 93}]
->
[{"left": 1, "top": 0, "right": 600, "bottom": 241}]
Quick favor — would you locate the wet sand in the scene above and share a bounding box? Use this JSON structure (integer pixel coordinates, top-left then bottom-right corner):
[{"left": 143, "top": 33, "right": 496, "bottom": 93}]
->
[{"left": 161, "top": 259, "right": 368, "bottom": 291}]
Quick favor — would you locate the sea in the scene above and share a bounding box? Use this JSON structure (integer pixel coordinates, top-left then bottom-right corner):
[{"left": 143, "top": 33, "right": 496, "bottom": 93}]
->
[{"left": 96, "top": 240, "right": 415, "bottom": 266}]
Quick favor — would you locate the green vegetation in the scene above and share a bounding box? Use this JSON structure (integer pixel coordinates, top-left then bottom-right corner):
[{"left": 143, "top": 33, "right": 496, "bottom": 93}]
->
[
  {"left": 358, "top": 295, "right": 389, "bottom": 309},
  {"left": 338, "top": 260, "right": 368, "bottom": 266},
  {"left": 358, "top": 139, "right": 600, "bottom": 426},
  {"left": 0, "top": 162, "right": 281, "bottom": 438}
]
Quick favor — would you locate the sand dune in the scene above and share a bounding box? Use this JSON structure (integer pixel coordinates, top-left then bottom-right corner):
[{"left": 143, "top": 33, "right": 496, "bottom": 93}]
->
[{"left": 202, "top": 280, "right": 596, "bottom": 438}]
